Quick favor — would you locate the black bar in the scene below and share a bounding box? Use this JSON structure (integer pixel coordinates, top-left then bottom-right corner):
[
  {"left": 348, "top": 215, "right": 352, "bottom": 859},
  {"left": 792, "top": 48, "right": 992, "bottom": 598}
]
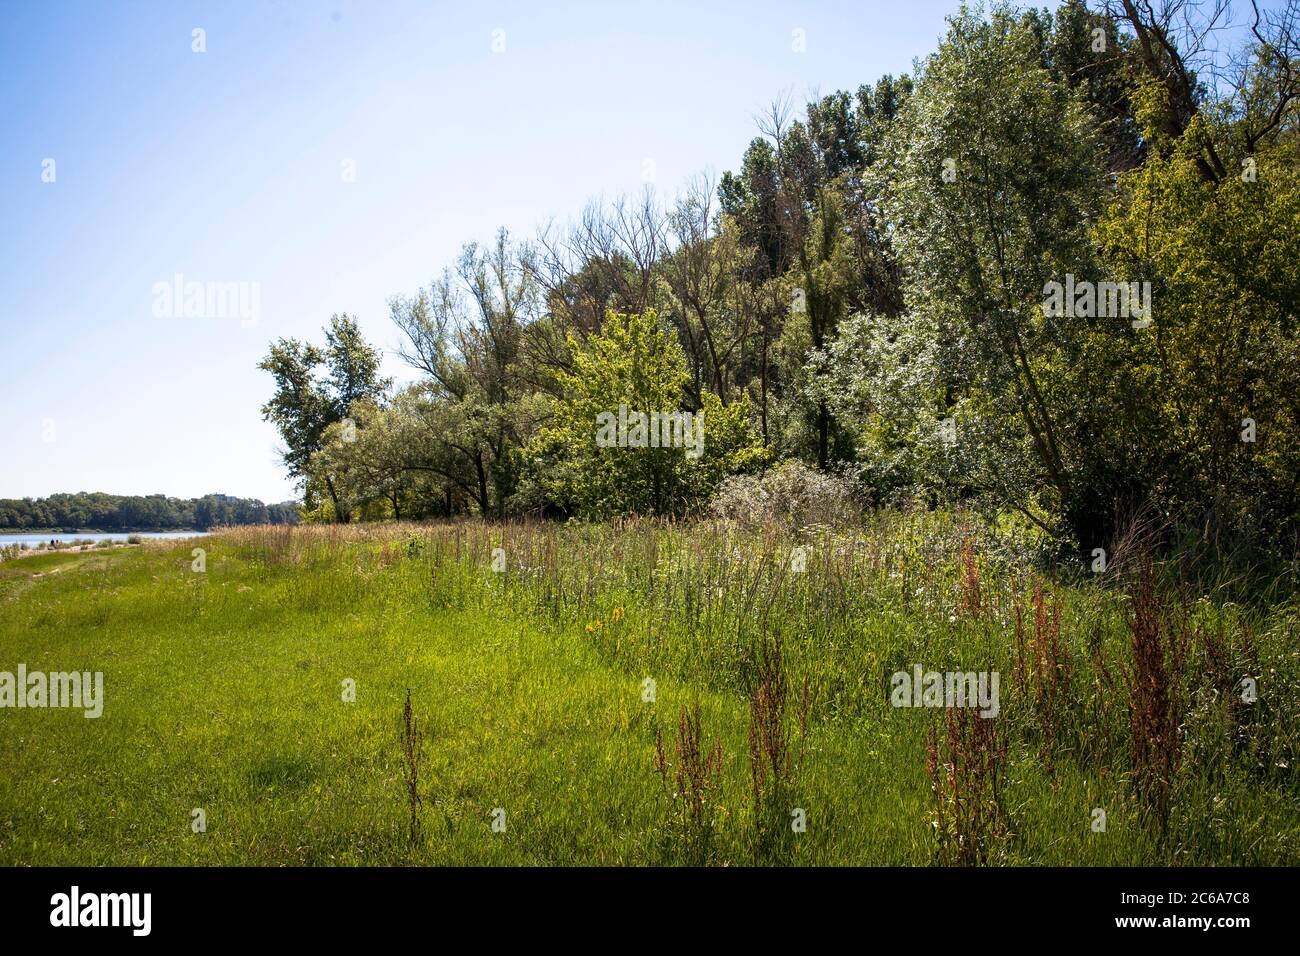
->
[{"left": 0, "top": 866, "right": 1289, "bottom": 942}]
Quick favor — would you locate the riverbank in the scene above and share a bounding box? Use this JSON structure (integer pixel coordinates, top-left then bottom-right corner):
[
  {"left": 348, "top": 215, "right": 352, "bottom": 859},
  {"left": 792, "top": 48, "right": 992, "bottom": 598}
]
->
[
  {"left": 0, "top": 528, "right": 204, "bottom": 536},
  {"left": 0, "top": 530, "right": 208, "bottom": 562},
  {"left": 0, "top": 539, "right": 140, "bottom": 562}
]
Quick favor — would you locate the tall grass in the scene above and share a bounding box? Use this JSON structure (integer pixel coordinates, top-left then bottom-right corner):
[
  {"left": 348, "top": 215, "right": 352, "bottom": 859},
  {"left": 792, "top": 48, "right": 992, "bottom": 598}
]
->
[
  {"left": 219, "top": 513, "right": 1298, "bottom": 862},
  {"left": 2, "top": 512, "right": 1296, "bottom": 865}
]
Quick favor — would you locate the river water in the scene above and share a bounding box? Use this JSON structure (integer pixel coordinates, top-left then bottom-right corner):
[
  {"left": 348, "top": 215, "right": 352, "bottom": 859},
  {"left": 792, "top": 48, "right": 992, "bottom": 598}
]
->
[{"left": 0, "top": 531, "right": 209, "bottom": 547}]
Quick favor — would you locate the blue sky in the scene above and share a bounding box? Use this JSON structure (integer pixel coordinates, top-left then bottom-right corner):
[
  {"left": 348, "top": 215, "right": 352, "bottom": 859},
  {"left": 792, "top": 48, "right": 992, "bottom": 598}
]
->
[{"left": 2, "top": 0, "right": 1027, "bottom": 503}]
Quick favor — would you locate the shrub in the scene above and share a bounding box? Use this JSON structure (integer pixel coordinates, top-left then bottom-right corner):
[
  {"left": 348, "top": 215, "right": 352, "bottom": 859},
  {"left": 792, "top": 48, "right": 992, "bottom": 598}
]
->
[{"left": 709, "top": 460, "right": 863, "bottom": 530}]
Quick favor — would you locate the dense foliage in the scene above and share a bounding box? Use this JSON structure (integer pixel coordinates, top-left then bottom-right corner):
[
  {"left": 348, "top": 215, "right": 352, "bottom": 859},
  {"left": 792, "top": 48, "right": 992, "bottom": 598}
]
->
[{"left": 261, "top": 0, "right": 1300, "bottom": 558}]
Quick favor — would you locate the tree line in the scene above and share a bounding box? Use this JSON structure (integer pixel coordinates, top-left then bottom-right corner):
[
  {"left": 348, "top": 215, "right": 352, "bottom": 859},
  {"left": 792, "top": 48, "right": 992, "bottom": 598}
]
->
[
  {"left": 0, "top": 493, "right": 300, "bottom": 532},
  {"left": 260, "top": 0, "right": 1300, "bottom": 556}
]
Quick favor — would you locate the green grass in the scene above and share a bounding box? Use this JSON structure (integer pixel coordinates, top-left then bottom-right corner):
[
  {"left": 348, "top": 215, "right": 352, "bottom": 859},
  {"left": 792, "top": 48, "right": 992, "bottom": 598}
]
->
[{"left": 0, "top": 519, "right": 1297, "bottom": 866}]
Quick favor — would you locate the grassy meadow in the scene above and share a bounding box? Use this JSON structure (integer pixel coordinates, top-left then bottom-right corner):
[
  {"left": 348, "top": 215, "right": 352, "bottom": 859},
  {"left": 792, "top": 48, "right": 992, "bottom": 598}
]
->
[{"left": 1, "top": 517, "right": 1297, "bottom": 866}]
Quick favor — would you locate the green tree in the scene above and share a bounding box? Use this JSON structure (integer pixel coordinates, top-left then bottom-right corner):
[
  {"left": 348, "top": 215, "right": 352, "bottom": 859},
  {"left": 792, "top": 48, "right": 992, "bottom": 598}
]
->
[
  {"left": 259, "top": 314, "right": 390, "bottom": 521},
  {"left": 528, "top": 310, "right": 765, "bottom": 517},
  {"left": 866, "top": 4, "right": 1107, "bottom": 537},
  {"left": 390, "top": 230, "right": 539, "bottom": 516},
  {"left": 1096, "top": 137, "right": 1300, "bottom": 545}
]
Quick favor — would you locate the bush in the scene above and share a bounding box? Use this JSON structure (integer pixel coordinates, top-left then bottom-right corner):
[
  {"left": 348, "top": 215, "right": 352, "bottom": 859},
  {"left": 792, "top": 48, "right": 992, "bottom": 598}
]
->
[{"left": 709, "top": 460, "right": 863, "bottom": 530}]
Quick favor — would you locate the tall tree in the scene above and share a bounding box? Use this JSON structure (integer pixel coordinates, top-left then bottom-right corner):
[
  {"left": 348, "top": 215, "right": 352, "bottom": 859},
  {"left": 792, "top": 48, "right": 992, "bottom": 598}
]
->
[
  {"left": 390, "top": 229, "right": 539, "bottom": 516},
  {"left": 259, "top": 314, "right": 390, "bottom": 521},
  {"left": 873, "top": 4, "right": 1107, "bottom": 537}
]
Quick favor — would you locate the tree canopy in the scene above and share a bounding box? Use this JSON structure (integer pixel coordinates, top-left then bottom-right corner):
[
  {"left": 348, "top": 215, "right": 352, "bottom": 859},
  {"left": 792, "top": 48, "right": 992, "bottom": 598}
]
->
[{"left": 262, "top": 0, "right": 1300, "bottom": 556}]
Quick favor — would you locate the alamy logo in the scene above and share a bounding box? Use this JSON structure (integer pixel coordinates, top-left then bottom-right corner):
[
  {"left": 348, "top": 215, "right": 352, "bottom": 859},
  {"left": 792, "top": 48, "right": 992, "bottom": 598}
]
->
[
  {"left": 890, "top": 665, "right": 1000, "bottom": 718},
  {"left": 1042, "top": 274, "right": 1151, "bottom": 327},
  {"left": 0, "top": 664, "right": 103, "bottom": 718},
  {"left": 595, "top": 403, "right": 704, "bottom": 459},
  {"left": 152, "top": 272, "right": 261, "bottom": 328},
  {"left": 50, "top": 886, "right": 151, "bottom": 936}
]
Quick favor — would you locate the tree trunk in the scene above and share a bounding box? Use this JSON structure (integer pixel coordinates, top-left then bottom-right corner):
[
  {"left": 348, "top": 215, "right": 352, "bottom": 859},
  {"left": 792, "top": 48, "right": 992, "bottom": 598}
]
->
[
  {"left": 475, "top": 451, "right": 490, "bottom": 517},
  {"left": 324, "top": 476, "right": 349, "bottom": 524}
]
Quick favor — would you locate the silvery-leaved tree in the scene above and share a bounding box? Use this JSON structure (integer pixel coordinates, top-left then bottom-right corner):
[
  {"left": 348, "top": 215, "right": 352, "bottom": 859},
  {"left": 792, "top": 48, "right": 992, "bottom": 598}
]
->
[{"left": 863, "top": 4, "right": 1108, "bottom": 537}]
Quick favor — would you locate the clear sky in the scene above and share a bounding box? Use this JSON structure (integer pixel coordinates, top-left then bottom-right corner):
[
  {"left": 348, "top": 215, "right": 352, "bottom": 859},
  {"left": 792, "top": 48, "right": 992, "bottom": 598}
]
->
[{"left": 2, "top": 0, "right": 1032, "bottom": 503}]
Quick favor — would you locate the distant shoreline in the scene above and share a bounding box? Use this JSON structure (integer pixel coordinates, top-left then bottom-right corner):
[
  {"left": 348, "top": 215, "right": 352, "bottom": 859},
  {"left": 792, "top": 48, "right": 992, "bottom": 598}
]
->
[
  {"left": 0, "top": 529, "right": 212, "bottom": 562},
  {"left": 0, "top": 528, "right": 205, "bottom": 536}
]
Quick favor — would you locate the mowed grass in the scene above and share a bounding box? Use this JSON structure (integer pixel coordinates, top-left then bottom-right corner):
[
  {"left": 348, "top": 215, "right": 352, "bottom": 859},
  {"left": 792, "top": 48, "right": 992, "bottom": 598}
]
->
[{"left": 0, "top": 519, "right": 1297, "bottom": 866}]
